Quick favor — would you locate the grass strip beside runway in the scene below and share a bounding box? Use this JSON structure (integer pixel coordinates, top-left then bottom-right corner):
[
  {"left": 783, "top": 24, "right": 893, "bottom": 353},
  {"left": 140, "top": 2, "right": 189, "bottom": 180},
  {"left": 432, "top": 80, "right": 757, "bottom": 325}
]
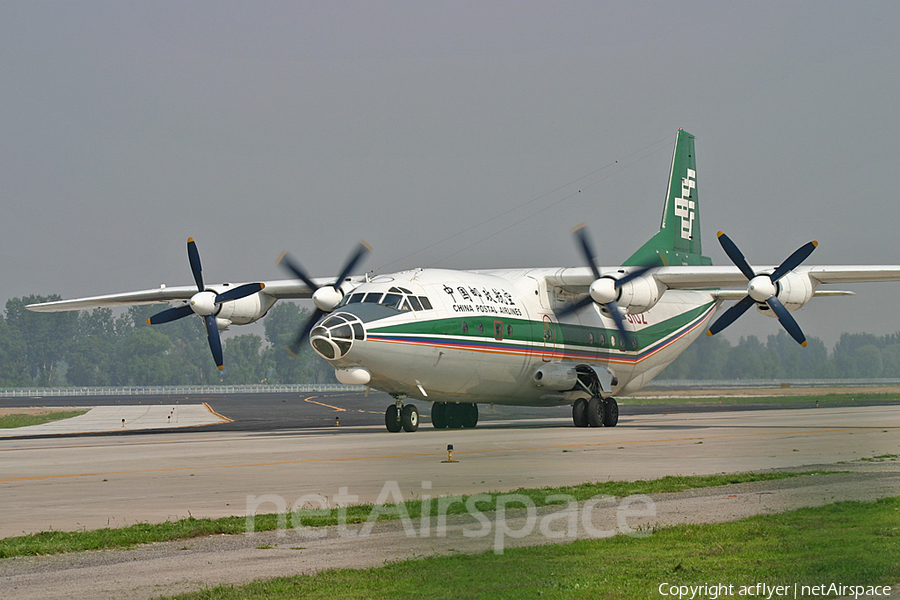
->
[
  {"left": 160, "top": 497, "right": 900, "bottom": 600},
  {"left": 0, "top": 471, "right": 828, "bottom": 559},
  {"left": 0, "top": 410, "right": 87, "bottom": 429},
  {"left": 624, "top": 392, "right": 900, "bottom": 405}
]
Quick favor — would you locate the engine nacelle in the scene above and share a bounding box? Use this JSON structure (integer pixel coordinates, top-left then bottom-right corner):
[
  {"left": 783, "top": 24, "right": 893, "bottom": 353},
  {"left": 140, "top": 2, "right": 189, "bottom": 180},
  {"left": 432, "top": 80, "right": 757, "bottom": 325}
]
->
[
  {"left": 616, "top": 276, "right": 663, "bottom": 314},
  {"left": 775, "top": 271, "right": 815, "bottom": 311},
  {"left": 213, "top": 289, "right": 276, "bottom": 326},
  {"left": 755, "top": 271, "right": 815, "bottom": 318},
  {"left": 532, "top": 364, "right": 578, "bottom": 391}
]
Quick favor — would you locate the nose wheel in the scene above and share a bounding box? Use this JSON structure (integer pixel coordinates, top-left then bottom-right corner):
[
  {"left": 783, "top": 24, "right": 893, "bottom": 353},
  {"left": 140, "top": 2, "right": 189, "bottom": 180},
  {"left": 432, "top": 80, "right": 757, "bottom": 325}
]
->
[{"left": 385, "top": 402, "right": 419, "bottom": 432}]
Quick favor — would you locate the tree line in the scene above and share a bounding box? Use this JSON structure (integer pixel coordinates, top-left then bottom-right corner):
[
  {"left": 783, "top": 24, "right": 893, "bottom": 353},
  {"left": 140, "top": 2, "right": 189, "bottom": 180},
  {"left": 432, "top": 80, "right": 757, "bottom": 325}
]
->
[
  {"left": 658, "top": 329, "right": 900, "bottom": 380},
  {"left": 2, "top": 295, "right": 334, "bottom": 387},
  {"left": 2, "top": 295, "right": 900, "bottom": 387}
]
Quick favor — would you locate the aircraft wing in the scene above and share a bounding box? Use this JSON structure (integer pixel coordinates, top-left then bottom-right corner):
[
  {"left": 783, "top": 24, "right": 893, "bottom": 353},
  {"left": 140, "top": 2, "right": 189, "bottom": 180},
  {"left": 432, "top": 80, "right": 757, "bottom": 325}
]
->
[
  {"left": 24, "top": 277, "right": 353, "bottom": 313},
  {"left": 543, "top": 265, "right": 900, "bottom": 293}
]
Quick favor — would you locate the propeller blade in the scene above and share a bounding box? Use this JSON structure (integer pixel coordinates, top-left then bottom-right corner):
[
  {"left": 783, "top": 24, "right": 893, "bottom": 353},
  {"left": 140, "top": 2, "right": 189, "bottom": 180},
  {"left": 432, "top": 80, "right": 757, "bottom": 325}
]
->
[
  {"left": 606, "top": 300, "right": 634, "bottom": 346},
  {"left": 615, "top": 265, "right": 654, "bottom": 288},
  {"left": 215, "top": 283, "right": 265, "bottom": 304},
  {"left": 204, "top": 314, "right": 224, "bottom": 370},
  {"left": 556, "top": 296, "right": 594, "bottom": 319},
  {"left": 147, "top": 305, "right": 194, "bottom": 325},
  {"left": 289, "top": 308, "right": 324, "bottom": 355},
  {"left": 187, "top": 237, "right": 205, "bottom": 292},
  {"left": 766, "top": 296, "right": 807, "bottom": 346},
  {"left": 770, "top": 241, "right": 818, "bottom": 282},
  {"left": 707, "top": 295, "right": 756, "bottom": 336},
  {"left": 276, "top": 251, "right": 320, "bottom": 292},
  {"left": 573, "top": 224, "right": 602, "bottom": 281},
  {"left": 332, "top": 241, "right": 372, "bottom": 288},
  {"left": 716, "top": 232, "right": 756, "bottom": 281}
]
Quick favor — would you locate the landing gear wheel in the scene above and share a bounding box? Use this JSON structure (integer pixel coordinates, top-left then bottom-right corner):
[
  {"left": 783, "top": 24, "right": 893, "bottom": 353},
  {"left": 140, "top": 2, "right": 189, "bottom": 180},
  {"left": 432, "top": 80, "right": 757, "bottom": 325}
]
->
[
  {"left": 431, "top": 402, "right": 447, "bottom": 429},
  {"left": 447, "top": 404, "right": 463, "bottom": 429},
  {"left": 385, "top": 405, "right": 402, "bottom": 432},
  {"left": 461, "top": 404, "right": 479, "bottom": 428},
  {"left": 602, "top": 398, "right": 618, "bottom": 427},
  {"left": 572, "top": 398, "right": 588, "bottom": 427},
  {"left": 401, "top": 404, "right": 419, "bottom": 432},
  {"left": 586, "top": 397, "right": 603, "bottom": 428}
]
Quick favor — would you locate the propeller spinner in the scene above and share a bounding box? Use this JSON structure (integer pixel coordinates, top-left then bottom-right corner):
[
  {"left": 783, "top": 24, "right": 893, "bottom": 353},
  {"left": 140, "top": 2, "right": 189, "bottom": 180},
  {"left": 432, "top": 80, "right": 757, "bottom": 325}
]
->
[
  {"left": 147, "top": 238, "right": 265, "bottom": 370},
  {"left": 559, "top": 224, "right": 652, "bottom": 345},
  {"left": 707, "top": 231, "right": 817, "bottom": 346},
  {"left": 277, "top": 241, "right": 371, "bottom": 355}
]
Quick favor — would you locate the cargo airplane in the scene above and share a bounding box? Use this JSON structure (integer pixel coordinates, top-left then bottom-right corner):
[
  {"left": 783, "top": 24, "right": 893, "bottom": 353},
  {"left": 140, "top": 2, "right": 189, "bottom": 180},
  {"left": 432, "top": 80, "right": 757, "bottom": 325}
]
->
[{"left": 28, "top": 130, "right": 900, "bottom": 432}]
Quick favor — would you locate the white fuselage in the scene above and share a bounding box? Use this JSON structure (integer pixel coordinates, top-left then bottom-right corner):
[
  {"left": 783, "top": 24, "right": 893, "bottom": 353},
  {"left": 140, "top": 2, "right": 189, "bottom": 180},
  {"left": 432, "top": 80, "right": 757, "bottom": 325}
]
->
[{"left": 313, "top": 268, "right": 720, "bottom": 406}]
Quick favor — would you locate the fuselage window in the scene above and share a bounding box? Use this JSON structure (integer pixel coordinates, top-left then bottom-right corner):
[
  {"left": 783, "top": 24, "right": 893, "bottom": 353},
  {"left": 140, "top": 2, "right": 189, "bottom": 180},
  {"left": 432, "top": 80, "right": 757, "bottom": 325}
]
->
[
  {"left": 507, "top": 324, "right": 513, "bottom": 337},
  {"left": 610, "top": 335, "right": 616, "bottom": 348},
  {"left": 588, "top": 332, "right": 594, "bottom": 345},
  {"left": 462, "top": 322, "right": 468, "bottom": 334},
  {"left": 477, "top": 322, "right": 484, "bottom": 335},
  {"left": 494, "top": 321, "right": 503, "bottom": 340},
  {"left": 408, "top": 296, "right": 423, "bottom": 311},
  {"left": 599, "top": 333, "right": 606, "bottom": 347},
  {"left": 419, "top": 297, "right": 433, "bottom": 310}
]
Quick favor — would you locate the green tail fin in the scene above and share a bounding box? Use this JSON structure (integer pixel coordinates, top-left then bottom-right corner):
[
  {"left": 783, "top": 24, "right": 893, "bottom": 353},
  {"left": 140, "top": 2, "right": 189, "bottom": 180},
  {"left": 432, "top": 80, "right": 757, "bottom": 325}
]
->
[{"left": 624, "top": 129, "right": 712, "bottom": 267}]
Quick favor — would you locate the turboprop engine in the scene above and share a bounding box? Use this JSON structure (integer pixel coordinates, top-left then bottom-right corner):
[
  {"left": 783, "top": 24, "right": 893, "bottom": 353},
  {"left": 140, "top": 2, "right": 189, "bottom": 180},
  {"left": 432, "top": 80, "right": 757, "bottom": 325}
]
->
[
  {"left": 592, "top": 274, "right": 664, "bottom": 315},
  {"left": 755, "top": 270, "right": 815, "bottom": 318}
]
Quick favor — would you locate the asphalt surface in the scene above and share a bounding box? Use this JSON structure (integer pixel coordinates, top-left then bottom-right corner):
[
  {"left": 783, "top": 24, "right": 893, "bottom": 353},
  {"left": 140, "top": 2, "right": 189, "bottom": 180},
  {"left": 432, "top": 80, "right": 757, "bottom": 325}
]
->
[{"left": 1, "top": 389, "right": 885, "bottom": 438}]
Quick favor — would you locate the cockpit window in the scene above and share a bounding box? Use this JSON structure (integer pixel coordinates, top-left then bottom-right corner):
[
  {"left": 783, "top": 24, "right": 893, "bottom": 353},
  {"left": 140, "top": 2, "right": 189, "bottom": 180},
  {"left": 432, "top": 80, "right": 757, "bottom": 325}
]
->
[
  {"left": 338, "top": 288, "right": 433, "bottom": 311},
  {"left": 382, "top": 293, "right": 403, "bottom": 309}
]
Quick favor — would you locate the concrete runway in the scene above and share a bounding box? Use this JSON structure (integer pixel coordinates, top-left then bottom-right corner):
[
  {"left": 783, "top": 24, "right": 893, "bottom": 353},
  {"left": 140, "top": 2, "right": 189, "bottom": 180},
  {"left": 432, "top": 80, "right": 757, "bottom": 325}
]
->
[{"left": 1, "top": 394, "right": 898, "bottom": 538}]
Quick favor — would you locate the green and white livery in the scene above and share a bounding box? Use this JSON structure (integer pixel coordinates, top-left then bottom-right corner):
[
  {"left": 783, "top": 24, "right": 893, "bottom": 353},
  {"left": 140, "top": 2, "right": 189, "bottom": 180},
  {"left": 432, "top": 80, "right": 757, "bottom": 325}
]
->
[{"left": 28, "top": 130, "right": 900, "bottom": 432}]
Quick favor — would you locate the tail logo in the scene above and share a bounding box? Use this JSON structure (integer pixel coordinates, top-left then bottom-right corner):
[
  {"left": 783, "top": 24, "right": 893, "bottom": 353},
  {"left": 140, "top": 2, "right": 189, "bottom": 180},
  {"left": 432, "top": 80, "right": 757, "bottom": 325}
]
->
[{"left": 673, "top": 168, "right": 696, "bottom": 240}]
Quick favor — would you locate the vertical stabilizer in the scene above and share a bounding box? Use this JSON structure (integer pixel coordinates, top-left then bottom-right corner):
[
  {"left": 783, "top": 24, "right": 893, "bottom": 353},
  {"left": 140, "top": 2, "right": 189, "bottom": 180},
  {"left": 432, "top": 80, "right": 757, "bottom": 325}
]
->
[{"left": 624, "top": 129, "right": 711, "bottom": 267}]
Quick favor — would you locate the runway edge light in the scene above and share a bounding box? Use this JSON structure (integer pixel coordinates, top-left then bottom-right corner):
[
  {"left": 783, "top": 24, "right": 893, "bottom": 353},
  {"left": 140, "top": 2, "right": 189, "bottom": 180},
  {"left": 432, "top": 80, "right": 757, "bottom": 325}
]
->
[{"left": 442, "top": 444, "right": 458, "bottom": 464}]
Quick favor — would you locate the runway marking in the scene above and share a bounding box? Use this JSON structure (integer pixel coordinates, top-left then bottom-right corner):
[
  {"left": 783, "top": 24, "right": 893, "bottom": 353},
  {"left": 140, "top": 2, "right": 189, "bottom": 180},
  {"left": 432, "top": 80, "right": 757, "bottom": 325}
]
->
[
  {"left": 303, "top": 396, "right": 347, "bottom": 412},
  {"left": 0, "top": 426, "right": 888, "bottom": 483},
  {"left": 203, "top": 402, "right": 233, "bottom": 423}
]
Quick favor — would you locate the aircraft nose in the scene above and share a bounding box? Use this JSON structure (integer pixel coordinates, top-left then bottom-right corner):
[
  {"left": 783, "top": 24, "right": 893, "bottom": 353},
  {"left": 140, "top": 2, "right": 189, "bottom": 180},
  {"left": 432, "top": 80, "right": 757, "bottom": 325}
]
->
[{"left": 309, "top": 313, "right": 366, "bottom": 361}]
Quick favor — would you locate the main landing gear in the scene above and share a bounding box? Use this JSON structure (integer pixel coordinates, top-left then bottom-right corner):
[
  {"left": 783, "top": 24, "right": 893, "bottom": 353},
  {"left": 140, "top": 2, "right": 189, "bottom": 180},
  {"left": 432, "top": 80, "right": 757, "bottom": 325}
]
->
[
  {"left": 385, "top": 400, "right": 419, "bottom": 433},
  {"left": 431, "top": 402, "right": 478, "bottom": 429},
  {"left": 572, "top": 396, "right": 618, "bottom": 428}
]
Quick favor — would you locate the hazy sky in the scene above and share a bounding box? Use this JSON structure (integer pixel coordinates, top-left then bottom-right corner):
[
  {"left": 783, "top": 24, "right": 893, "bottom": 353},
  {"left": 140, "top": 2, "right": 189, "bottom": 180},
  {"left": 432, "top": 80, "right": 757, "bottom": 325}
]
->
[{"left": 2, "top": 1, "right": 898, "bottom": 348}]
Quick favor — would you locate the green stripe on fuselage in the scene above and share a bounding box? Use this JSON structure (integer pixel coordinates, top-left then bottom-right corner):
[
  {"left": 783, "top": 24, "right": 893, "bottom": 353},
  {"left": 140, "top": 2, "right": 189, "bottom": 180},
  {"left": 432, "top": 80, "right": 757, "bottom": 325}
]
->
[{"left": 368, "top": 301, "right": 715, "bottom": 353}]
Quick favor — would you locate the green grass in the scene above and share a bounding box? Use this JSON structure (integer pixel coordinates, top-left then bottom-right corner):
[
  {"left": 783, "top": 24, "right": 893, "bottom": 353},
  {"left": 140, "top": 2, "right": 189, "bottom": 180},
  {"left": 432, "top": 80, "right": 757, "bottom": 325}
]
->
[
  {"left": 0, "top": 410, "right": 87, "bottom": 428},
  {"left": 0, "top": 471, "right": 830, "bottom": 559},
  {"left": 624, "top": 392, "right": 900, "bottom": 406},
  {"left": 158, "top": 497, "right": 900, "bottom": 600}
]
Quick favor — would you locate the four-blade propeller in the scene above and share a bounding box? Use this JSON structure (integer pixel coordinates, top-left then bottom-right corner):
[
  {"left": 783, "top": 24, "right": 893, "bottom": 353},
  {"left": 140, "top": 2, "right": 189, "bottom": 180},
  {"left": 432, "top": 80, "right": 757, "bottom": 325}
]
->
[
  {"left": 147, "top": 238, "right": 265, "bottom": 370},
  {"left": 706, "top": 232, "right": 817, "bottom": 346},
  {"left": 277, "top": 241, "right": 371, "bottom": 354},
  {"left": 559, "top": 224, "right": 652, "bottom": 345}
]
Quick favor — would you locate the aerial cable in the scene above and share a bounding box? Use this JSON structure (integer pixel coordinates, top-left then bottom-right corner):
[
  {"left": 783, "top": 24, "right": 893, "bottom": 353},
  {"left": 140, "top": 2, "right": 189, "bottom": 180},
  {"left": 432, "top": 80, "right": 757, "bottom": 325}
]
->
[
  {"left": 427, "top": 139, "right": 671, "bottom": 268},
  {"left": 371, "top": 131, "right": 674, "bottom": 274}
]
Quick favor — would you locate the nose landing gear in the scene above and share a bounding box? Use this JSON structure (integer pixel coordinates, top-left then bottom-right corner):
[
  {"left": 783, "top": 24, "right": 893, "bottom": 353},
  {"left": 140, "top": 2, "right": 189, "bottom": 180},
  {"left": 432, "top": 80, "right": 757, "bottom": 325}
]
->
[{"left": 385, "top": 401, "right": 419, "bottom": 432}]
